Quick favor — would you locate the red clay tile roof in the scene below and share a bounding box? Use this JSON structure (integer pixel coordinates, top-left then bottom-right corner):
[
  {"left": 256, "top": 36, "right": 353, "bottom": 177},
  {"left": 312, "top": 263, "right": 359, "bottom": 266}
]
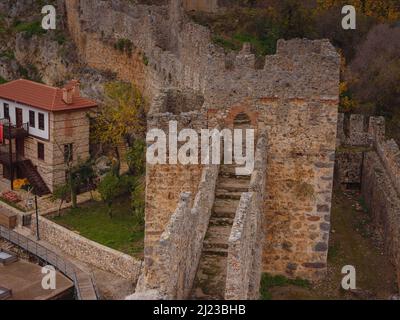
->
[{"left": 0, "top": 79, "right": 97, "bottom": 112}]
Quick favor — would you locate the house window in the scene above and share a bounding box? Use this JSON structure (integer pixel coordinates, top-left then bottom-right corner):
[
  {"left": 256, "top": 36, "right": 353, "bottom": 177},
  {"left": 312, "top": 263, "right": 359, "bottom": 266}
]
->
[
  {"left": 3, "top": 103, "right": 9, "bottom": 119},
  {"left": 37, "top": 142, "right": 44, "bottom": 160},
  {"left": 29, "top": 110, "right": 35, "bottom": 128},
  {"left": 64, "top": 143, "right": 73, "bottom": 163},
  {"left": 38, "top": 113, "right": 45, "bottom": 130}
]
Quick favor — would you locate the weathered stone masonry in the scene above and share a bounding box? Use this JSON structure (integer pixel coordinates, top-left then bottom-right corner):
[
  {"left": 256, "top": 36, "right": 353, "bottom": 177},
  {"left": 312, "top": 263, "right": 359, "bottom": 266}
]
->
[
  {"left": 63, "top": 0, "right": 340, "bottom": 292},
  {"left": 336, "top": 113, "right": 400, "bottom": 290}
]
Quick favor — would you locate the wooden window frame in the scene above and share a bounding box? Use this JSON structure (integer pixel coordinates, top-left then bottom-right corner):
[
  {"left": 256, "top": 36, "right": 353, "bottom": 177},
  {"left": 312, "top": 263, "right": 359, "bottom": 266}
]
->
[
  {"left": 37, "top": 142, "right": 45, "bottom": 161},
  {"left": 3, "top": 103, "right": 9, "bottom": 120},
  {"left": 29, "top": 110, "right": 35, "bottom": 128},
  {"left": 38, "top": 112, "right": 45, "bottom": 130}
]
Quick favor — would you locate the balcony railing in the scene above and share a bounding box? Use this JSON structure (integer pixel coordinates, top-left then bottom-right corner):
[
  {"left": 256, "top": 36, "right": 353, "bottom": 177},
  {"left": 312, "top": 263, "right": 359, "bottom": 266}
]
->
[
  {"left": 0, "top": 144, "right": 21, "bottom": 165},
  {"left": 0, "top": 118, "right": 29, "bottom": 139}
]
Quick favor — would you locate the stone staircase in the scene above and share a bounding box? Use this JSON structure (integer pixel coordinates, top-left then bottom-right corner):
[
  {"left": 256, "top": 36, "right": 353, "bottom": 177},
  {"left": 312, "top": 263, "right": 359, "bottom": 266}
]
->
[
  {"left": 18, "top": 160, "right": 51, "bottom": 196},
  {"left": 191, "top": 164, "right": 251, "bottom": 300}
]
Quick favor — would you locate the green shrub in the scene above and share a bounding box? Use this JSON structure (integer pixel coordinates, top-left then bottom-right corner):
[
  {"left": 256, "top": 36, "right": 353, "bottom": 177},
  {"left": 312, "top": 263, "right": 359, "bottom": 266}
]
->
[
  {"left": 212, "top": 36, "right": 237, "bottom": 51},
  {"left": 142, "top": 53, "right": 149, "bottom": 66},
  {"left": 131, "top": 177, "right": 145, "bottom": 226},
  {"left": 14, "top": 21, "right": 46, "bottom": 38},
  {"left": 54, "top": 31, "right": 66, "bottom": 45},
  {"left": 0, "top": 50, "right": 15, "bottom": 60},
  {"left": 18, "top": 63, "right": 42, "bottom": 82},
  {"left": 51, "top": 184, "right": 70, "bottom": 216},
  {"left": 114, "top": 38, "right": 133, "bottom": 55},
  {"left": 98, "top": 173, "right": 121, "bottom": 218},
  {"left": 126, "top": 139, "right": 146, "bottom": 176}
]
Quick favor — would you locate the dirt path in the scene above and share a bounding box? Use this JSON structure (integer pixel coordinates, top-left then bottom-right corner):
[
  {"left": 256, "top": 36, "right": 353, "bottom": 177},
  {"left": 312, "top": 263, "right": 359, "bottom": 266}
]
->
[{"left": 269, "top": 189, "right": 398, "bottom": 300}]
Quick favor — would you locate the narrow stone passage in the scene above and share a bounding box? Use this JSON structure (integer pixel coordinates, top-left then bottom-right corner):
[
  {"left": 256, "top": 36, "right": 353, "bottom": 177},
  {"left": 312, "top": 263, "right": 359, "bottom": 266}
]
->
[{"left": 191, "top": 164, "right": 251, "bottom": 299}]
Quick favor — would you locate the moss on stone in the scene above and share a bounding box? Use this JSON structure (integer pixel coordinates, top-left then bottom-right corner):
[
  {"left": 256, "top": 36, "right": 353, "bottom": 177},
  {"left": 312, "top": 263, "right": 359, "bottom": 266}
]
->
[{"left": 259, "top": 273, "right": 310, "bottom": 300}]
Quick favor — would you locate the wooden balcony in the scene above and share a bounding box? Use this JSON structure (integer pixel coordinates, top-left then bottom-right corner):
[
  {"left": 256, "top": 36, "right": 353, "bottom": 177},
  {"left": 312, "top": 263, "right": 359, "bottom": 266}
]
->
[
  {"left": 0, "top": 145, "right": 24, "bottom": 166},
  {"left": 0, "top": 119, "right": 29, "bottom": 139}
]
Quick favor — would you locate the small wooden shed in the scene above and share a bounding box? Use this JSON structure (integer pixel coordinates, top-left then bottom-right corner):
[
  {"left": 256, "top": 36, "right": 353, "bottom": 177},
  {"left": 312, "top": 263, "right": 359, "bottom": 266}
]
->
[{"left": 0, "top": 207, "right": 17, "bottom": 229}]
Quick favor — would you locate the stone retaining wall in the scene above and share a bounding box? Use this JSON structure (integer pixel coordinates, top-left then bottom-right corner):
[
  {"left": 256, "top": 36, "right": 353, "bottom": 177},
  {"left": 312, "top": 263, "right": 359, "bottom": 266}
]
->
[
  {"left": 362, "top": 151, "right": 400, "bottom": 290},
  {"left": 31, "top": 215, "right": 143, "bottom": 281},
  {"left": 375, "top": 139, "right": 400, "bottom": 196}
]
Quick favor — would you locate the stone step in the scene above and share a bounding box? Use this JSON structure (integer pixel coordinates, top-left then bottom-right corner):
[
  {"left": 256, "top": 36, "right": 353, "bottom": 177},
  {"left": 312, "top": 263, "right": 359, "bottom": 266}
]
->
[
  {"left": 212, "top": 208, "right": 236, "bottom": 219},
  {"left": 203, "top": 241, "right": 229, "bottom": 251},
  {"left": 202, "top": 241, "right": 229, "bottom": 256},
  {"left": 203, "top": 224, "right": 232, "bottom": 246},
  {"left": 212, "top": 199, "right": 239, "bottom": 218},
  {"left": 219, "top": 166, "right": 252, "bottom": 179},
  {"left": 209, "top": 217, "right": 234, "bottom": 227},
  {"left": 215, "top": 189, "right": 243, "bottom": 200},
  {"left": 191, "top": 252, "right": 228, "bottom": 300},
  {"left": 202, "top": 249, "right": 228, "bottom": 257},
  {"left": 217, "top": 177, "right": 250, "bottom": 193}
]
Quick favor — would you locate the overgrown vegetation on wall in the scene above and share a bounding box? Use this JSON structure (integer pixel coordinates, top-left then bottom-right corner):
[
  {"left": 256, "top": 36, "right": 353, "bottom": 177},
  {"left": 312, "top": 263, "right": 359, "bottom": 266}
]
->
[{"left": 91, "top": 81, "right": 147, "bottom": 222}]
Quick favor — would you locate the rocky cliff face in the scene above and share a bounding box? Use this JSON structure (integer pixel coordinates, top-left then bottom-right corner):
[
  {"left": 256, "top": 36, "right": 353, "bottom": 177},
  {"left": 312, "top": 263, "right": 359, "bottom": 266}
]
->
[{"left": 0, "top": 0, "right": 114, "bottom": 101}]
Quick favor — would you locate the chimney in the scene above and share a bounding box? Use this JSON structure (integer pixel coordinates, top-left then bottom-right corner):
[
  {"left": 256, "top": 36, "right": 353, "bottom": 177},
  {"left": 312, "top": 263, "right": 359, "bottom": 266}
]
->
[
  {"left": 62, "top": 80, "right": 81, "bottom": 104},
  {"left": 62, "top": 88, "right": 73, "bottom": 104},
  {"left": 70, "top": 79, "right": 80, "bottom": 97}
]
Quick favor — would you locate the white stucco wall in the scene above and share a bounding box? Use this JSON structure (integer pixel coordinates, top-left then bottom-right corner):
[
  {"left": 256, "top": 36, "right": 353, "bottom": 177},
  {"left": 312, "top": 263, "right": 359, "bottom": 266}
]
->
[{"left": 0, "top": 98, "right": 49, "bottom": 140}]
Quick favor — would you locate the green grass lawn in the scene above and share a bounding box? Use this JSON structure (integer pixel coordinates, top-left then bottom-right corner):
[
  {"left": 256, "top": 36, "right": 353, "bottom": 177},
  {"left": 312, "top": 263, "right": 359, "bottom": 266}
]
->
[{"left": 51, "top": 197, "right": 144, "bottom": 259}]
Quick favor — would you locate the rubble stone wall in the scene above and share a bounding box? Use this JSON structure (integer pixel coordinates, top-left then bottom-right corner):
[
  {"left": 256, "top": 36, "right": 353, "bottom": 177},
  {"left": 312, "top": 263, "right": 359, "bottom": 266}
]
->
[
  {"left": 225, "top": 129, "right": 267, "bottom": 300},
  {"left": 362, "top": 150, "right": 400, "bottom": 291},
  {"left": 133, "top": 165, "right": 218, "bottom": 299}
]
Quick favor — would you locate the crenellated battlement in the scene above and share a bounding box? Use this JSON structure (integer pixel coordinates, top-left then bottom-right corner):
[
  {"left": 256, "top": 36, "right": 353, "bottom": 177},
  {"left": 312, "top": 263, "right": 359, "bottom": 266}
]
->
[
  {"left": 65, "top": 0, "right": 340, "bottom": 107},
  {"left": 336, "top": 113, "right": 386, "bottom": 147}
]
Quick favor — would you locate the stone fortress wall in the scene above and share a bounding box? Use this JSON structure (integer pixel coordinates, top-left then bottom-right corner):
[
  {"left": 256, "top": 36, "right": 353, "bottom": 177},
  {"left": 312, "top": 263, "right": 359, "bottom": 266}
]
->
[
  {"left": 130, "top": 165, "right": 219, "bottom": 299},
  {"left": 62, "top": 0, "right": 341, "bottom": 295},
  {"left": 183, "top": 0, "right": 220, "bottom": 13},
  {"left": 335, "top": 113, "right": 400, "bottom": 290}
]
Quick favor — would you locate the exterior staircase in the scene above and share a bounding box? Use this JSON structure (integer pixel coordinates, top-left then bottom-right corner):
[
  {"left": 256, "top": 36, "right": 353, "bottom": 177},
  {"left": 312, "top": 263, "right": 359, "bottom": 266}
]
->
[
  {"left": 18, "top": 160, "right": 51, "bottom": 196},
  {"left": 191, "top": 164, "right": 251, "bottom": 300}
]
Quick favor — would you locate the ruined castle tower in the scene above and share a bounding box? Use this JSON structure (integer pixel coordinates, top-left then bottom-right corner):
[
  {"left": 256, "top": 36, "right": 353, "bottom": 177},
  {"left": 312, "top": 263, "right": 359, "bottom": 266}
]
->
[{"left": 64, "top": 0, "right": 340, "bottom": 299}]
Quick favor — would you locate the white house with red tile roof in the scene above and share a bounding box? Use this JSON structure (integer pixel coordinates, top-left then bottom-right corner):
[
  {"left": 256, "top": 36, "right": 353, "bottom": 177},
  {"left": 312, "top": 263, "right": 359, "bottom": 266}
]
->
[{"left": 0, "top": 79, "right": 97, "bottom": 195}]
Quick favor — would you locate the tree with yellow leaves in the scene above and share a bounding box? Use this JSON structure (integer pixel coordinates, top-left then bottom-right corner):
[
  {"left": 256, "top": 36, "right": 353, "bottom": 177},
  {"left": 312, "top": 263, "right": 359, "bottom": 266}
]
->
[
  {"left": 91, "top": 82, "right": 147, "bottom": 175},
  {"left": 316, "top": 0, "right": 400, "bottom": 22}
]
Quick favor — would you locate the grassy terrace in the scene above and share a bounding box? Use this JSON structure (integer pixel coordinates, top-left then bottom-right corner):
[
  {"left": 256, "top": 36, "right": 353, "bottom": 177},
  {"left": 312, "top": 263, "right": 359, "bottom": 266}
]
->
[{"left": 51, "top": 197, "right": 144, "bottom": 259}]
